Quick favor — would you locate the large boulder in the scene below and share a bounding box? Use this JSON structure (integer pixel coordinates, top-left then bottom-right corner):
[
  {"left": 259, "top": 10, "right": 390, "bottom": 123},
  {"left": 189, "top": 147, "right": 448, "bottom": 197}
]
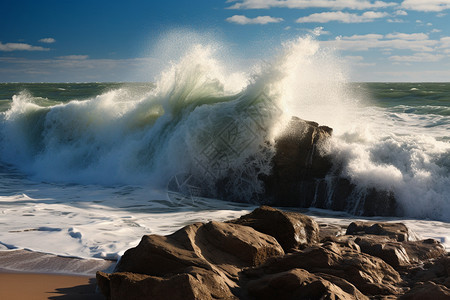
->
[
  {"left": 99, "top": 217, "right": 285, "bottom": 299},
  {"left": 346, "top": 221, "right": 416, "bottom": 242},
  {"left": 354, "top": 237, "right": 411, "bottom": 268},
  {"left": 97, "top": 268, "right": 237, "bottom": 300},
  {"left": 229, "top": 205, "right": 320, "bottom": 252},
  {"left": 263, "top": 117, "right": 333, "bottom": 208},
  {"left": 263, "top": 116, "right": 399, "bottom": 217},
  {"left": 115, "top": 221, "right": 284, "bottom": 277}
]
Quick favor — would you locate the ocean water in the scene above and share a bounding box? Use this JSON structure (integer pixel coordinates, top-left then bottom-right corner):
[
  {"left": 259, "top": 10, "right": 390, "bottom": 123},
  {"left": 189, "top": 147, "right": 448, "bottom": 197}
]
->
[{"left": 0, "top": 37, "right": 449, "bottom": 265}]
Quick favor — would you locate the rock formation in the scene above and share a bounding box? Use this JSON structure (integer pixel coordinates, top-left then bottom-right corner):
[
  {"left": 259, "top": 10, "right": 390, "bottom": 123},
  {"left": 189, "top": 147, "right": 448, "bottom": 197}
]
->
[
  {"left": 96, "top": 206, "right": 449, "bottom": 299},
  {"left": 264, "top": 116, "right": 398, "bottom": 216}
]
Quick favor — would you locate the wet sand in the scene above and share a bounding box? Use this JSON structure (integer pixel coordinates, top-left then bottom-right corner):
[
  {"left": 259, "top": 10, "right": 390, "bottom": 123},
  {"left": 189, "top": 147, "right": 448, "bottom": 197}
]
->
[
  {"left": 0, "top": 250, "right": 113, "bottom": 299},
  {"left": 0, "top": 271, "right": 103, "bottom": 300}
]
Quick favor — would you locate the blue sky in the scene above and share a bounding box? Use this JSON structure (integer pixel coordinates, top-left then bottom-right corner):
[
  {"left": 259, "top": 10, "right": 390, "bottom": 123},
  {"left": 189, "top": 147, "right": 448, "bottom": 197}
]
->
[{"left": 1, "top": 0, "right": 450, "bottom": 82}]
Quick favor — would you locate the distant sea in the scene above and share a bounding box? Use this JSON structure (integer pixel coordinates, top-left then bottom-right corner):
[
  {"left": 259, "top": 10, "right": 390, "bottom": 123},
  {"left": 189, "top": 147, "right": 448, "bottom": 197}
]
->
[{"left": 0, "top": 39, "right": 449, "bottom": 270}]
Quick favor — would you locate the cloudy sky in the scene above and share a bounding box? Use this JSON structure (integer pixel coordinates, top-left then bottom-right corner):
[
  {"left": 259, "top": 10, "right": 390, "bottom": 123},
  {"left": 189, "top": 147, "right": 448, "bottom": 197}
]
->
[{"left": 1, "top": 0, "right": 450, "bottom": 82}]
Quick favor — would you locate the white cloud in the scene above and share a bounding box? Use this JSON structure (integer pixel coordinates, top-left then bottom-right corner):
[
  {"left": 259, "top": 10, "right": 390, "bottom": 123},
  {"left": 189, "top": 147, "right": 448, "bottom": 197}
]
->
[
  {"left": 38, "top": 38, "right": 56, "bottom": 44},
  {"left": 57, "top": 55, "right": 89, "bottom": 60},
  {"left": 346, "top": 34, "right": 384, "bottom": 40},
  {"left": 402, "top": 0, "right": 450, "bottom": 12},
  {"left": 431, "top": 29, "right": 442, "bottom": 33},
  {"left": 345, "top": 55, "right": 364, "bottom": 62},
  {"left": 0, "top": 42, "right": 49, "bottom": 52},
  {"left": 227, "top": 0, "right": 396, "bottom": 10},
  {"left": 389, "top": 52, "right": 444, "bottom": 62},
  {"left": 226, "top": 15, "right": 284, "bottom": 24},
  {"left": 311, "top": 26, "right": 331, "bottom": 35},
  {"left": 385, "top": 33, "right": 429, "bottom": 40},
  {"left": 387, "top": 19, "right": 405, "bottom": 23},
  {"left": 439, "top": 37, "right": 450, "bottom": 49},
  {"left": 321, "top": 32, "right": 438, "bottom": 52},
  {"left": 344, "top": 55, "right": 376, "bottom": 67},
  {"left": 296, "top": 11, "right": 388, "bottom": 23},
  {"left": 394, "top": 10, "right": 408, "bottom": 15}
]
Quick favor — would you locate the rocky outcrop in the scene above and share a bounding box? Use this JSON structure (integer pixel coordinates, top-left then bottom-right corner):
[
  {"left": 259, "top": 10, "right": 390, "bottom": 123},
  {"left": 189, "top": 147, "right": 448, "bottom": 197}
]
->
[
  {"left": 244, "top": 242, "right": 402, "bottom": 296},
  {"left": 263, "top": 116, "right": 399, "bottom": 216},
  {"left": 263, "top": 117, "right": 333, "bottom": 207},
  {"left": 228, "top": 205, "right": 319, "bottom": 252},
  {"left": 343, "top": 221, "right": 447, "bottom": 269},
  {"left": 346, "top": 221, "right": 416, "bottom": 242},
  {"left": 96, "top": 207, "right": 448, "bottom": 300},
  {"left": 246, "top": 268, "right": 368, "bottom": 300}
]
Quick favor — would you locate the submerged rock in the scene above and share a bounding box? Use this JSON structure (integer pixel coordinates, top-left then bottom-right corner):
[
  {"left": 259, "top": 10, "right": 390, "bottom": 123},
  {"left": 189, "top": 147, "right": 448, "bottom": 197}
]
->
[{"left": 97, "top": 206, "right": 448, "bottom": 300}]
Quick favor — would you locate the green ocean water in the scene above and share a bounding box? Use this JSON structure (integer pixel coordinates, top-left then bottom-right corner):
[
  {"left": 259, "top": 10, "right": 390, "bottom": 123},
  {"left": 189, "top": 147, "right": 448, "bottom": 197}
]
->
[
  {"left": 0, "top": 82, "right": 154, "bottom": 112},
  {"left": 1, "top": 82, "right": 449, "bottom": 114},
  {"left": 354, "top": 82, "right": 450, "bottom": 117}
]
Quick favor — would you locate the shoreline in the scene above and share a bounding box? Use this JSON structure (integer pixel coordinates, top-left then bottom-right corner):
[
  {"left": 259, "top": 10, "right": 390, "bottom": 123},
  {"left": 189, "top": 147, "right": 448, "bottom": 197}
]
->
[
  {"left": 0, "top": 250, "right": 112, "bottom": 300},
  {"left": 1, "top": 211, "right": 449, "bottom": 299},
  {"left": 0, "top": 270, "right": 103, "bottom": 300},
  {"left": 0, "top": 249, "right": 115, "bottom": 276}
]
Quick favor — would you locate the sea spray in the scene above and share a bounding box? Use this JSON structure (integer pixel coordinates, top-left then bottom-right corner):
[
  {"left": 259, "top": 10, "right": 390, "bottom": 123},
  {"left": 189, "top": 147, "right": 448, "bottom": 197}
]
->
[
  {"left": 0, "top": 42, "right": 283, "bottom": 200},
  {"left": 0, "top": 34, "right": 449, "bottom": 220}
]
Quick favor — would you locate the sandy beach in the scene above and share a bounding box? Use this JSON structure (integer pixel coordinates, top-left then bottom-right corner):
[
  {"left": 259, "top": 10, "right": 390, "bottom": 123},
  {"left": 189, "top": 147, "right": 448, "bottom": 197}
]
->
[
  {"left": 0, "top": 271, "right": 103, "bottom": 300},
  {"left": 0, "top": 249, "right": 113, "bottom": 299}
]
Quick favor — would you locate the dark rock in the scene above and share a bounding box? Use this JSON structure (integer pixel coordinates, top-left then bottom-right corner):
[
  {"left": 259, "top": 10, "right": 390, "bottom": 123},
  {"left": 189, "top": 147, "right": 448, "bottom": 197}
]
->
[
  {"left": 354, "top": 236, "right": 411, "bottom": 268},
  {"left": 361, "top": 188, "right": 398, "bottom": 217},
  {"left": 321, "top": 235, "right": 362, "bottom": 252},
  {"left": 402, "top": 239, "right": 447, "bottom": 263},
  {"left": 229, "top": 206, "right": 319, "bottom": 252},
  {"left": 318, "top": 223, "right": 345, "bottom": 242},
  {"left": 317, "top": 272, "right": 369, "bottom": 300},
  {"left": 97, "top": 268, "right": 236, "bottom": 300},
  {"left": 245, "top": 242, "right": 402, "bottom": 296},
  {"left": 114, "top": 223, "right": 213, "bottom": 277},
  {"left": 344, "top": 222, "right": 445, "bottom": 270},
  {"left": 400, "top": 281, "right": 450, "bottom": 300},
  {"left": 246, "top": 268, "right": 368, "bottom": 300},
  {"left": 96, "top": 271, "right": 112, "bottom": 299},
  {"left": 263, "top": 117, "right": 333, "bottom": 207},
  {"left": 201, "top": 221, "right": 284, "bottom": 267},
  {"left": 263, "top": 116, "right": 399, "bottom": 217},
  {"left": 346, "top": 221, "right": 413, "bottom": 242},
  {"left": 115, "top": 221, "right": 284, "bottom": 278},
  {"left": 408, "top": 256, "right": 450, "bottom": 283},
  {"left": 97, "top": 207, "right": 450, "bottom": 300}
]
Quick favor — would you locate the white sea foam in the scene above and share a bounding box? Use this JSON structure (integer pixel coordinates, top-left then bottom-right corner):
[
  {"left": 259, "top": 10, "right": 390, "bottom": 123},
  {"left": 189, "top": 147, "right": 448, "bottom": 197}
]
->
[{"left": 0, "top": 33, "right": 449, "bottom": 265}]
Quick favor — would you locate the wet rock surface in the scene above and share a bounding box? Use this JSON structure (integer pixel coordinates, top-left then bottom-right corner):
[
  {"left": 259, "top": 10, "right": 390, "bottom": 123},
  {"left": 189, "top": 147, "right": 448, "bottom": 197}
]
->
[
  {"left": 97, "top": 207, "right": 449, "bottom": 300},
  {"left": 264, "top": 117, "right": 399, "bottom": 217}
]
